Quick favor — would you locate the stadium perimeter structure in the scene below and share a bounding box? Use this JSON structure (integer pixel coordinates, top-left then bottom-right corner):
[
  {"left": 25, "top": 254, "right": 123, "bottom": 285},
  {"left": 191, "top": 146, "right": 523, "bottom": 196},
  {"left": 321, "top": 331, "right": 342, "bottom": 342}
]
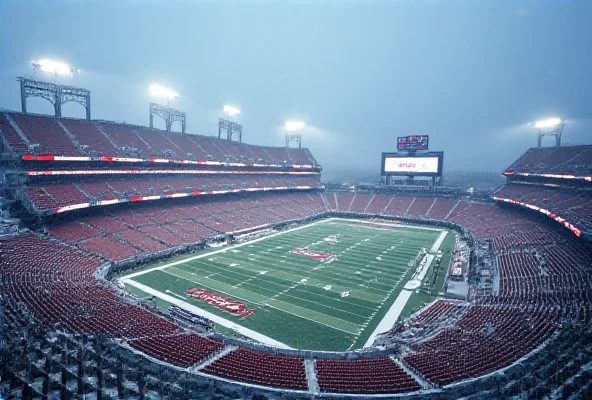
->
[{"left": 1, "top": 76, "right": 592, "bottom": 399}]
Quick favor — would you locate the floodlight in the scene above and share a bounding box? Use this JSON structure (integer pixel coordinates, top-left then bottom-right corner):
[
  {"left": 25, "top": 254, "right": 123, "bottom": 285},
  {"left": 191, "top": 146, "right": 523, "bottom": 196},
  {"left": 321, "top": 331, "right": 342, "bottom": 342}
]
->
[
  {"left": 223, "top": 105, "right": 241, "bottom": 117},
  {"left": 32, "top": 59, "right": 79, "bottom": 76},
  {"left": 535, "top": 118, "right": 563, "bottom": 129},
  {"left": 149, "top": 84, "right": 179, "bottom": 100},
  {"left": 285, "top": 121, "right": 305, "bottom": 132}
]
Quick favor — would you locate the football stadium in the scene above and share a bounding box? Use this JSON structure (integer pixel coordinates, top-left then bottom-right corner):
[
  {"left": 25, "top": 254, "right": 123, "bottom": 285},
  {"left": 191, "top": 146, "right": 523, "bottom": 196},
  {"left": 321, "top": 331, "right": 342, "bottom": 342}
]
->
[
  {"left": 1, "top": 4, "right": 592, "bottom": 400},
  {"left": 2, "top": 83, "right": 591, "bottom": 399}
]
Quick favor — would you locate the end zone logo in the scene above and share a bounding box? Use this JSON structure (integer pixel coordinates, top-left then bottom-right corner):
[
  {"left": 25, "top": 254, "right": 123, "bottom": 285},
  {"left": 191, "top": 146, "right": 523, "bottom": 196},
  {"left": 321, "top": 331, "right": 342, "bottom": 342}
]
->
[
  {"left": 291, "top": 248, "right": 330, "bottom": 260},
  {"left": 185, "top": 287, "right": 255, "bottom": 318}
]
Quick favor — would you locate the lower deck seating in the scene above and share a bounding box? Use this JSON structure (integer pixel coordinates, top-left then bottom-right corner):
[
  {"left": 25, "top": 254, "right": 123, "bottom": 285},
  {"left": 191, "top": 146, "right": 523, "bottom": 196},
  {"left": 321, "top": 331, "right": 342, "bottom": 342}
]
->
[
  {"left": 7, "top": 282, "right": 181, "bottom": 339},
  {"left": 203, "top": 348, "right": 308, "bottom": 390},
  {"left": 316, "top": 358, "right": 420, "bottom": 394},
  {"left": 404, "top": 305, "right": 560, "bottom": 386},
  {"left": 129, "top": 334, "right": 223, "bottom": 367},
  {"left": 413, "top": 300, "right": 464, "bottom": 325},
  {"left": 0, "top": 235, "right": 101, "bottom": 284}
]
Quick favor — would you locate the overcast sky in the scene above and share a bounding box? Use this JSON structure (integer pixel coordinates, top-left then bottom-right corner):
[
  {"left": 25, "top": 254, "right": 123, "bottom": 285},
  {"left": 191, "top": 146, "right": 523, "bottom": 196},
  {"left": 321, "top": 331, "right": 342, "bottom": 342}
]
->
[{"left": 0, "top": 0, "right": 591, "bottom": 173}]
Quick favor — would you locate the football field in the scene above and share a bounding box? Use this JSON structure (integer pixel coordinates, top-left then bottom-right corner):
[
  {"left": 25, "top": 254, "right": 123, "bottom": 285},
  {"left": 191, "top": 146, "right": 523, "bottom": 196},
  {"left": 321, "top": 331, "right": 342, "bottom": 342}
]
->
[{"left": 120, "top": 218, "right": 452, "bottom": 351}]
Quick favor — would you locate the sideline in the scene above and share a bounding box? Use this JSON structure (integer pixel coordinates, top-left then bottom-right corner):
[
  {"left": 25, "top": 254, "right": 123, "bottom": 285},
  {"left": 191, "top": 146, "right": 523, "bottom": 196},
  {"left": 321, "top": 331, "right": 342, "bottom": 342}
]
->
[{"left": 363, "top": 289, "right": 413, "bottom": 348}]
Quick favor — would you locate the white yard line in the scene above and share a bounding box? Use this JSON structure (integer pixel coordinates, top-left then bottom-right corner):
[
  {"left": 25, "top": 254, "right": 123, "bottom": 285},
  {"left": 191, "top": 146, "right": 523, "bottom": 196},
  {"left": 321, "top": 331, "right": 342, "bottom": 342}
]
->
[{"left": 120, "top": 279, "right": 293, "bottom": 349}]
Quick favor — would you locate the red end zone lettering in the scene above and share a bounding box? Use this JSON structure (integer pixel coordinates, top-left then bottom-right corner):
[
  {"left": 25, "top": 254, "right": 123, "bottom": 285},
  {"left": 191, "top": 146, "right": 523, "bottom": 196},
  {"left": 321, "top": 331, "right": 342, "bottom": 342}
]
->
[
  {"left": 185, "top": 287, "right": 255, "bottom": 318},
  {"left": 291, "top": 248, "right": 330, "bottom": 260}
]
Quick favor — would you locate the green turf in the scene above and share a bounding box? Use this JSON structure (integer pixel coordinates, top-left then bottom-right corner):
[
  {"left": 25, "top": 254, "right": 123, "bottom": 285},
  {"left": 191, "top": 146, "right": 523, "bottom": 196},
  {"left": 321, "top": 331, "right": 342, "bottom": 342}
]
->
[{"left": 124, "top": 218, "right": 452, "bottom": 351}]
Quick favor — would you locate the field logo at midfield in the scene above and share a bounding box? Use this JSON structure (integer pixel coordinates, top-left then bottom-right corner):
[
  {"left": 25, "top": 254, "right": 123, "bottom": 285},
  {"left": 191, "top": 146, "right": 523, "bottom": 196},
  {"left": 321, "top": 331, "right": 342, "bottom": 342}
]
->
[
  {"left": 185, "top": 288, "right": 255, "bottom": 318},
  {"left": 291, "top": 247, "right": 336, "bottom": 263}
]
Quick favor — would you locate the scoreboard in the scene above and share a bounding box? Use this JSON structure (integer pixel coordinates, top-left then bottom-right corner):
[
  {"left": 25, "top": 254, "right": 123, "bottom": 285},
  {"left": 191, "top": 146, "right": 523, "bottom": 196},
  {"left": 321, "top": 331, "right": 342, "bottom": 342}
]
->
[
  {"left": 384, "top": 156, "right": 439, "bottom": 174},
  {"left": 381, "top": 151, "right": 443, "bottom": 177},
  {"left": 397, "top": 135, "right": 429, "bottom": 151}
]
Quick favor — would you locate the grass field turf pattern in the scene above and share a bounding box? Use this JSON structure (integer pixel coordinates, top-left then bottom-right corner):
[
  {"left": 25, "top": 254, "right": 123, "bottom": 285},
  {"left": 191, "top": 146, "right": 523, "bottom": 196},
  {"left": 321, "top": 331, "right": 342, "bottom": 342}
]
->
[{"left": 122, "top": 219, "right": 451, "bottom": 351}]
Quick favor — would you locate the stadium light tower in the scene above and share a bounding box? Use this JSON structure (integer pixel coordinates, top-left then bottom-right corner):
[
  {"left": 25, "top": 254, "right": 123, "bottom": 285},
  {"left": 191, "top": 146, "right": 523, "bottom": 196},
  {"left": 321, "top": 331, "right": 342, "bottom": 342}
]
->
[
  {"left": 218, "top": 105, "right": 243, "bottom": 143},
  {"left": 285, "top": 120, "right": 305, "bottom": 149},
  {"left": 18, "top": 58, "right": 90, "bottom": 120},
  {"left": 535, "top": 117, "right": 565, "bottom": 147},
  {"left": 148, "top": 84, "right": 186, "bottom": 133}
]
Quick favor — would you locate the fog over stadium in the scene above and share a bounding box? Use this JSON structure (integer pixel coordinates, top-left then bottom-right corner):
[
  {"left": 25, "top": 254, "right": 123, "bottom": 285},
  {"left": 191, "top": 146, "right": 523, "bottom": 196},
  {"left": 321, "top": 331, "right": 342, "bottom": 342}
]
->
[
  {"left": 0, "top": 0, "right": 591, "bottom": 174},
  {"left": 2, "top": 1, "right": 592, "bottom": 398}
]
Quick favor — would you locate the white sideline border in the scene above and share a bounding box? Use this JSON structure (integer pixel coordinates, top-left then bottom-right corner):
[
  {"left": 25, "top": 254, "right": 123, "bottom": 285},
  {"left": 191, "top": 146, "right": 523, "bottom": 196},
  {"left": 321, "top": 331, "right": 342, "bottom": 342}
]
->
[
  {"left": 119, "top": 217, "right": 447, "bottom": 350},
  {"left": 363, "top": 290, "right": 413, "bottom": 348}
]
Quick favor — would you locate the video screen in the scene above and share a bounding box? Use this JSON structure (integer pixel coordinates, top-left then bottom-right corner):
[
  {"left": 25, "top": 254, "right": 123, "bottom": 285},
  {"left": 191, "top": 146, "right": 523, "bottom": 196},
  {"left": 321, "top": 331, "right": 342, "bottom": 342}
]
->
[
  {"left": 381, "top": 152, "right": 443, "bottom": 176},
  {"left": 384, "top": 157, "right": 439, "bottom": 173}
]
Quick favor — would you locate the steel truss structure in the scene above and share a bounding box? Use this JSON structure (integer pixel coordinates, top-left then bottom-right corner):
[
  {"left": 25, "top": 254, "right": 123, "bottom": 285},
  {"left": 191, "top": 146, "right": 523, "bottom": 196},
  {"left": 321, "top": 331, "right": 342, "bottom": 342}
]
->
[
  {"left": 285, "top": 133, "right": 302, "bottom": 149},
  {"left": 537, "top": 122, "right": 566, "bottom": 147},
  {"left": 149, "top": 103, "right": 186, "bottom": 133},
  {"left": 218, "top": 118, "right": 243, "bottom": 143},
  {"left": 17, "top": 77, "right": 91, "bottom": 120}
]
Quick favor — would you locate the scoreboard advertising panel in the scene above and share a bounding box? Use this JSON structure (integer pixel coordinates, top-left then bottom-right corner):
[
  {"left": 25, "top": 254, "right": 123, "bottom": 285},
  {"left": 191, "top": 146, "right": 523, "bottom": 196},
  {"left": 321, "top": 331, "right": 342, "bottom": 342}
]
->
[
  {"left": 381, "top": 152, "right": 443, "bottom": 176},
  {"left": 397, "top": 135, "right": 429, "bottom": 151}
]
